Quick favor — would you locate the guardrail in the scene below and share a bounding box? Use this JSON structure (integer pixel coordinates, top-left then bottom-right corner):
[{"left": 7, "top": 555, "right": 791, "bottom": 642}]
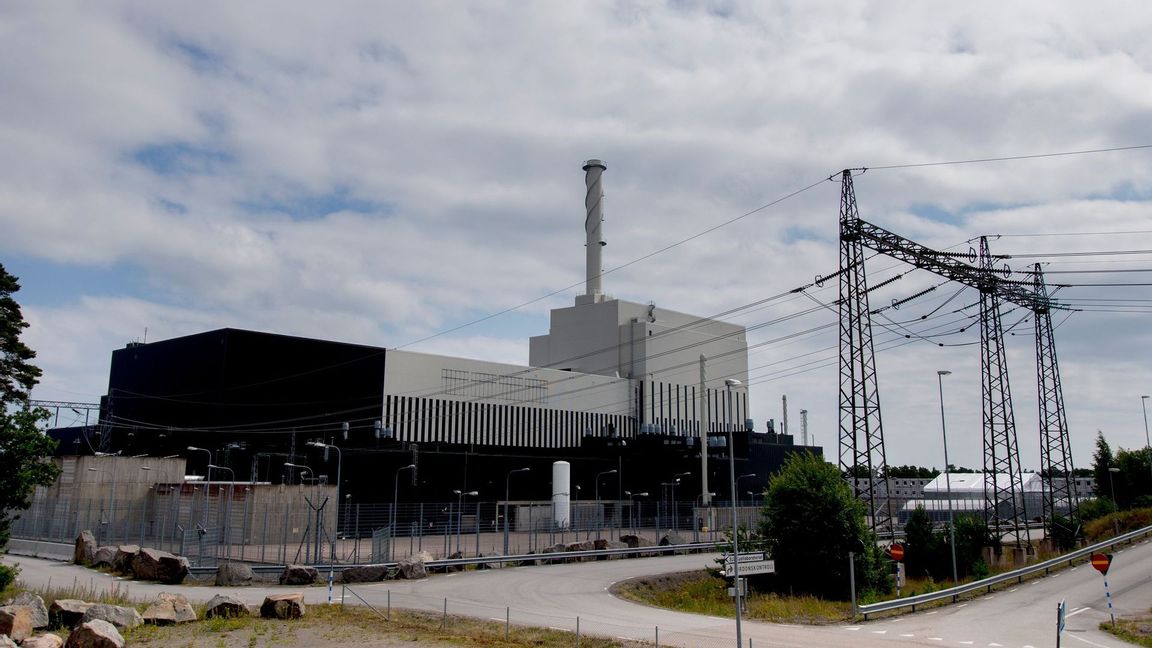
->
[
  {"left": 188, "top": 541, "right": 720, "bottom": 577},
  {"left": 856, "top": 524, "right": 1152, "bottom": 620}
]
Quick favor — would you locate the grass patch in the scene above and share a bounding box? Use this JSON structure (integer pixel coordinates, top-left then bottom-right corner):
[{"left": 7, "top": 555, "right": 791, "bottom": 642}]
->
[
  {"left": 1102, "top": 608, "right": 1152, "bottom": 647},
  {"left": 614, "top": 571, "right": 852, "bottom": 624}
]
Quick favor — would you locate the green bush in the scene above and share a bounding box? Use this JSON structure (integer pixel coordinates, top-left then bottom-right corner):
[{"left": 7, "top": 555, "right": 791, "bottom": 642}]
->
[{"left": 0, "top": 563, "right": 18, "bottom": 593}]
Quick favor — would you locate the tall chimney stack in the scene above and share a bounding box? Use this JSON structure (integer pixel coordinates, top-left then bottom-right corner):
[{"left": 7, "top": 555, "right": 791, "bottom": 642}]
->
[{"left": 582, "top": 159, "right": 607, "bottom": 302}]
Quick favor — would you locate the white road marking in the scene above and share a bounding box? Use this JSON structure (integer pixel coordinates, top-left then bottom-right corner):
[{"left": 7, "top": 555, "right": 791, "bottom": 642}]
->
[
  {"left": 988, "top": 643, "right": 1003, "bottom": 647},
  {"left": 1066, "top": 606, "right": 1092, "bottom": 618},
  {"left": 957, "top": 603, "right": 969, "bottom": 608},
  {"left": 900, "top": 633, "right": 914, "bottom": 637},
  {"left": 1008, "top": 588, "right": 1018, "bottom": 593},
  {"left": 925, "top": 610, "right": 940, "bottom": 615},
  {"left": 1066, "top": 632, "right": 1117, "bottom": 648},
  {"left": 929, "top": 638, "right": 943, "bottom": 641},
  {"left": 489, "top": 618, "right": 503, "bottom": 622},
  {"left": 845, "top": 627, "right": 861, "bottom": 631},
  {"left": 958, "top": 641, "right": 973, "bottom": 645}
]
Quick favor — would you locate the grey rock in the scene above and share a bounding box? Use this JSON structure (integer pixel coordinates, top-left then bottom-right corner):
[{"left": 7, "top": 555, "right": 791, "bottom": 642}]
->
[
  {"left": 141, "top": 593, "right": 196, "bottom": 625},
  {"left": 7, "top": 592, "right": 48, "bottom": 629},
  {"left": 203, "top": 595, "right": 249, "bottom": 619},
  {"left": 259, "top": 593, "right": 305, "bottom": 620},
  {"left": 0, "top": 634, "right": 17, "bottom": 648},
  {"left": 338, "top": 564, "right": 388, "bottom": 583},
  {"left": 110, "top": 546, "right": 139, "bottom": 574},
  {"left": 214, "top": 561, "right": 254, "bottom": 586},
  {"left": 659, "top": 532, "right": 689, "bottom": 546},
  {"left": 278, "top": 564, "right": 318, "bottom": 585},
  {"left": 398, "top": 550, "right": 433, "bottom": 580},
  {"left": 63, "top": 619, "right": 124, "bottom": 648},
  {"left": 0, "top": 606, "right": 33, "bottom": 642},
  {"left": 73, "top": 531, "right": 97, "bottom": 566},
  {"left": 79, "top": 604, "right": 142, "bottom": 630},
  {"left": 130, "top": 548, "right": 189, "bottom": 584},
  {"left": 48, "top": 600, "right": 92, "bottom": 629},
  {"left": 22, "top": 634, "right": 65, "bottom": 648},
  {"left": 90, "top": 547, "right": 117, "bottom": 568}
]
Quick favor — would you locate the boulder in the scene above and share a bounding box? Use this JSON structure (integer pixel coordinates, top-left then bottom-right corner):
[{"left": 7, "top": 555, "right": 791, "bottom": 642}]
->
[
  {"left": 7, "top": 592, "right": 49, "bottom": 629},
  {"left": 278, "top": 564, "right": 318, "bottom": 586},
  {"left": 338, "top": 565, "right": 388, "bottom": 583},
  {"left": 63, "top": 619, "right": 124, "bottom": 648},
  {"left": 204, "top": 595, "right": 250, "bottom": 620},
  {"left": 539, "top": 543, "right": 569, "bottom": 564},
  {"left": 80, "top": 604, "right": 142, "bottom": 630},
  {"left": 398, "top": 551, "right": 433, "bottom": 580},
  {"left": 141, "top": 593, "right": 196, "bottom": 625},
  {"left": 22, "top": 634, "right": 65, "bottom": 648},
  {"left": 259, "top": 593, "right": 305, "bottom": 620},
  {"left": 0, "top": 605, "right": 33, "bottom": 641},
  {"left": 48, "top": 600, "right": 92, "bottom": 629},
  {"left": 110, "top": 546, "right": 140, "bottom": 574},
  {"left": 214, "top": 561, "right": 254, "bottom": 587},
  {"left": 73, "top": 531, "right": 97, "bottom": 566},
  {"left": 130, "top": 548, "right": 189, "bottom": 584},
  {"left": 659, "top": 532, "right": 689, "bottom": 547},
  {"left": 0, "top": 634, "right": 17, "bottom": 648},
  {"left": 91, "top": 547, "right": 117, "bottom": 568}
]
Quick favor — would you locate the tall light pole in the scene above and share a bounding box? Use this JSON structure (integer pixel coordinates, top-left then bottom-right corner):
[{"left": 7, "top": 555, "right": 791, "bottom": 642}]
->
[
  {"left": 669, "top": 471, "right": 691, "bottom": 531},
  {"left": 208, "top": 464, "right": 235, "bottom": 553},
  {"left": 504, "top": 467, "right": 531, "bottom": 555},
  {"left": 453, "top": 489, "right": 478, "bottom": 554},
  {"left": 937, "top": 370, "right": 958, "bottom": 584},
  {"left": 1108, "top": 466, "right": 1121, "bottom": 536},
  {"left": 625, "top": 491, "right": 647, "bottom": 533},
  {"left": 736, "top": 473, "right": 756, "bottom": 533},
  {"left": 1142, "top": 396, "right": 1151, "bottom": 487},
  {"left": 87, "top": 467, "right": 114, "bottom": 543},
  {"left": 308, "top": 441, "right": 343, "bottom": 541},
  {"left": 188, "top": 446, "right": 212, "bottom": 528},
  {"left": 595, "top": 469, "right": 617, "bottom": 536},
  {"left": 725, "top": 377, "right": 743, "bottom": 648},
  {"left": 284, "top": 462, "right": 312, "bottom": 482},
  {"left": 393, "top": 464, "right": 416, "bottom": 560}
]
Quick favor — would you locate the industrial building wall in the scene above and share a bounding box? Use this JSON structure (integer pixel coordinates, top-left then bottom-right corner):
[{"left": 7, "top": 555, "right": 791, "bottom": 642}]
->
[{"left": 382, "top": 349, "right": 635, "bottom": 447}]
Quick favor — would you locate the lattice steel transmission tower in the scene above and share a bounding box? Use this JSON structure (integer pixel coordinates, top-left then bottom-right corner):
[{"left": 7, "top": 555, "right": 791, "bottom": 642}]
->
[
  {"left": 837, "top": 170, "right": 894, "bottom": 537},
  {"left": 1032, "top": 263, "right": 1079, "bottom": 524},
  {"left": 836, "top": 171, "right": 1070, "bottom": 546},
  {"left": 977, "top": 237, "right": 1030, "bottom": 549}
]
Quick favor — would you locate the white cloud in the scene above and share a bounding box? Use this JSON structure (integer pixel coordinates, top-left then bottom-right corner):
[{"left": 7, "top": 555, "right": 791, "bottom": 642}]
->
[{"left": 3, "top": 1, "right": 1152, "bottom": 468}]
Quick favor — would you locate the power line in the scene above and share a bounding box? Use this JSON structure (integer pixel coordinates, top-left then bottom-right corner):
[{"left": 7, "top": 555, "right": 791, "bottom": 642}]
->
[{"left": 863, "top": 143, "right": 1152, "bottom": 171}]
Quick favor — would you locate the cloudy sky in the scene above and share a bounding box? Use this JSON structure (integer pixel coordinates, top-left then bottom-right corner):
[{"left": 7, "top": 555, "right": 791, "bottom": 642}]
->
[{"left": 3, "top": 1, "right": 1151, "bottom": 471}]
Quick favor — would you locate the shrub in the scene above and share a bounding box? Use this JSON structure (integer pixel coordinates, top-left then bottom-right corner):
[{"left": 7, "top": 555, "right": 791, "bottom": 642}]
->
[{"left": 0, "top": 563, "right": 18, "bottom": 593}]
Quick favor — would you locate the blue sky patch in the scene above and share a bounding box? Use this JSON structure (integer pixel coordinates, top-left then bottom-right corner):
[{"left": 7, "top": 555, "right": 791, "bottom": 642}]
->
[
  {"left": 237, "top": 187, "right": 390, "bottom": 220},
  {"left": 132, "top": 142, "right": 234, "bottom": 176}
]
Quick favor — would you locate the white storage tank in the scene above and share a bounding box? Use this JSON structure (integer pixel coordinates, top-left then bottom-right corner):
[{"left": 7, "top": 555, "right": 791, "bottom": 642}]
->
[{"left": 552, "top": 460, "right": 571, "bottom": 529}]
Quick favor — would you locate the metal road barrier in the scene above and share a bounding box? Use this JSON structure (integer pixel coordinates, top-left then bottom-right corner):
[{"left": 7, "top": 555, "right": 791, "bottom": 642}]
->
[{"left": 856, "top": 524, "right": 1152, "bottom": 620}]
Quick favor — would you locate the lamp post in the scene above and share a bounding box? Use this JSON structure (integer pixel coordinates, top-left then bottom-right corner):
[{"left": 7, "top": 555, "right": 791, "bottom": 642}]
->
[
  {"left": 308, "top": 441, "right": 343, "bottom": 543},
  {"left": 1142, "top": 396, "right": 1151, "bottom": 487},
  {"left": 1108, "top": 466, "right": 1121, "bottom": 537},
  {"left": 725, "top": 377, "right": 744, "bottom": 648},
  {"left": 669, "top": 471, "right": 691, "bottom": 531},
  {"left": 284, "top": 462, "right": 312, "bottom": 481},
  {"left": 87, "top": 467, "right": 114, "bottom": 543},
  {"left": 453, "top": 489, "right": 478, "bottom": 554},
  {"left": 736, "top": 473, "right": 756, "bottom": 532},
  {"left": 625, "top": 491, "right": 648, "bottom": 533},
  {"left": 937, "top": 370, "right": 959, "bottom": 584},
  {"left": 504, "top": 467, "right": 530, "bottom": 555},
  {"left": 595, "top": 469, "right": 617, "bottom": 537},
  {"left": 392, "top": 464, "right": 416, "bottom": 561},
  {"left": 188, "top": 446, "right": 212, "bottom": 528},
  {"left": 208, "top": 464, "right": 235, "bottom": 556}
]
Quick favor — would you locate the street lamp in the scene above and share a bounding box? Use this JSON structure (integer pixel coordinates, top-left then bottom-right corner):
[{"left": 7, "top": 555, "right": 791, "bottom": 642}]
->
[
  {"left": 308, "top": 441, "right": 343, "bottom": 541},
  {"left": 1142, "top": 396, "right": 1151, "bottom": 487},
  {"left": 453, "top": 489, "right": 478, "bottom": 553},
  {"left": 937, "top": 370, "right": 959, "bottom": 584},
  {"left": 725, "top": 377, "right": 744, "bottom": 648},
  {"left": 625, "top": 491, "right": 648, "bottom": 532},
  {"left": 284, "top": 462, "right": 312, "bottom": 482},
  {"left": 87, "top": 467, "right": 114, "bottom": 542},
  {"left": 188, "top": 446, "right": 212, "bottom": 528},
  {"left": 504, "top": 467, "right": 530, "bottom": 555},
  {"left": 1108, "top": 466, "right": 1121, "bottom": 536},
  {"left": 208, "top": 464, "right": 235, "bottom": 552},
  {"left": 392, "top": 464, "right": 416, "bottom": 560},
  {"left": 669, "top": 471, "right": 691, "bottom": 531},
  {"left": 595, "top": 469, "right": 618, "bottom": 536}
]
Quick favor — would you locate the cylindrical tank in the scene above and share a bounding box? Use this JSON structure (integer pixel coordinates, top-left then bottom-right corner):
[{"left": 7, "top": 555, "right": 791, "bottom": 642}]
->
[{"left": 552, "top": 461, "right": 571, "bottom": 529}]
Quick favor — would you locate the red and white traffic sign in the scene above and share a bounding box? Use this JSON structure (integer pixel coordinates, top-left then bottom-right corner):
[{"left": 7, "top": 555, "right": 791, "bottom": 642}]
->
[
  {"left": 1091, "top": 553, "right": 1112, "bottom": 575},
  {"left": 888, "top": 543, "right": 905, "bottom": 562}
]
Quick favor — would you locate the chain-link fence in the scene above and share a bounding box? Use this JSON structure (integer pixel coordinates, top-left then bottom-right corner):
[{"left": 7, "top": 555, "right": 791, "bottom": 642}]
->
[{"left": 12, "top": 483, "right": 766, "bottom": 566}]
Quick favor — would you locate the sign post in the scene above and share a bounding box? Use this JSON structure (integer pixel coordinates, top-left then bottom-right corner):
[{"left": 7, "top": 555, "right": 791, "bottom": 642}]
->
[
  {"left": 1091, "top": 553, "right": 1115, "bottom": 626},
  {"left": 888, "top": 544, "right": 905, "bottom": 596}
]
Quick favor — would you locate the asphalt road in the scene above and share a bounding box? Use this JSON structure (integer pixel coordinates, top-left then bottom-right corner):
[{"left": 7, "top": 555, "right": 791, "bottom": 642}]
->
[{"left": 6, "top": 538, "right": 1151, "bottom": 648}]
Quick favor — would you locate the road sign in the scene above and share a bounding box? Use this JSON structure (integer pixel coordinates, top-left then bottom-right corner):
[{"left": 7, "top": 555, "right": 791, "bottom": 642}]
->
[
  {"left": 724, "top": 559, "right": 775, "bottom": 577},
  {"left": 1057, "top": 599, "right": 1066, "bottom": 648},
  {"left": 1091, "top": 553, "right": 1112, "bottom": 575},
  {"left": 889, "top": 543, "right": 905, "bottom": 562}
]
